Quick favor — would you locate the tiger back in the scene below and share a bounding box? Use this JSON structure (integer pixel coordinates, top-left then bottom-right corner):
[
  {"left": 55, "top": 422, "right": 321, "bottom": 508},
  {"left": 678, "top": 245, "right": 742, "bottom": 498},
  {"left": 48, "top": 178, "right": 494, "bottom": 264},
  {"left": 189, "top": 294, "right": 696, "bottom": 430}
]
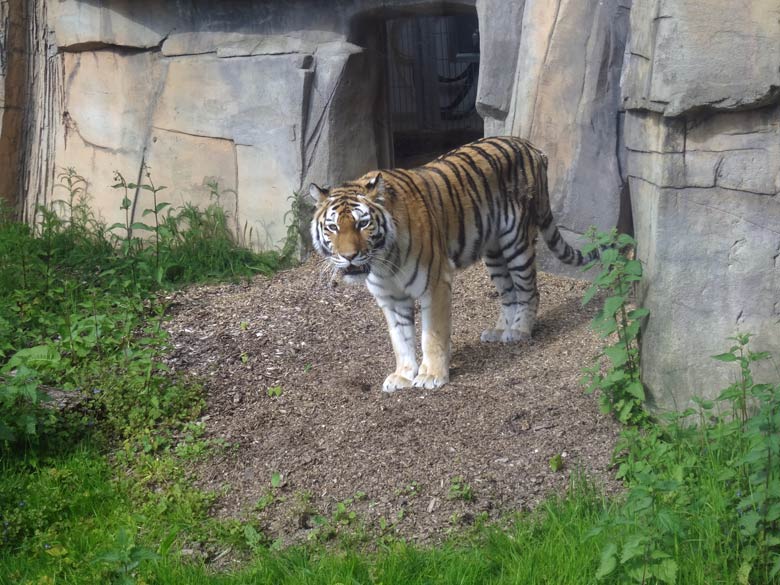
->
[{"left": 310, "top": 136, "right": 596, "bottom": 392}]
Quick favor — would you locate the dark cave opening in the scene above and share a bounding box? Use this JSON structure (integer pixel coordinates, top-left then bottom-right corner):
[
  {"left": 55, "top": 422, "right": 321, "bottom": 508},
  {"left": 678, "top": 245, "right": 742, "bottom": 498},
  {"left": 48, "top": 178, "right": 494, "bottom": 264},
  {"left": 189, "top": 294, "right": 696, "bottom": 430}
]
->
[{"left": 383, "top": 9, "right": 483, "bottom": 168}]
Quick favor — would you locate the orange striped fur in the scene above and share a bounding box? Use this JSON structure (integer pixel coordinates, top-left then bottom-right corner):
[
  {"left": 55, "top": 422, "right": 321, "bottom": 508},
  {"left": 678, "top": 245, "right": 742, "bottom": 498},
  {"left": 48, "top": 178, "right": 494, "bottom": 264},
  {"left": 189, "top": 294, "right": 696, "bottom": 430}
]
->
[{"left": 310, "top": 136, "right": 596, "bottom": 392}]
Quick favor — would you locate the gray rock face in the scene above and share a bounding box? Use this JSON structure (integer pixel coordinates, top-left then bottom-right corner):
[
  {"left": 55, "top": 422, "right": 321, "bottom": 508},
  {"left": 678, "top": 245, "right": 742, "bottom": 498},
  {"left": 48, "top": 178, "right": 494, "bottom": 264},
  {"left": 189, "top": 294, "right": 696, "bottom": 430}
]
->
[
  {"left": 622, "top": 0, "right": 780, "bottom": 117},
  {"left": 51, "top": 0, "right": 176, "bottom": 50},
  {"left": 477, "top": 0, "right": 630, "bottom": 279},
  {"left": 624, "top": 5, "right": 780, "bottom": 409},
  {"left": 8, "top": 0, "right": 394, "bottom": 250},
  {"left": 0, "top": 0, "right": 24, "bottom": 206},
  {"left": 474, "top": 0, "right": 525, "bottom": 134},
  {"left": 6, "top": 0, "right": 411, "bottom": 250},
  {"left": 8, "top": 0, "right": 630, "bottom": 256},
  {"left": 3, "top": 0, "right": 780, "bottom": 413}
]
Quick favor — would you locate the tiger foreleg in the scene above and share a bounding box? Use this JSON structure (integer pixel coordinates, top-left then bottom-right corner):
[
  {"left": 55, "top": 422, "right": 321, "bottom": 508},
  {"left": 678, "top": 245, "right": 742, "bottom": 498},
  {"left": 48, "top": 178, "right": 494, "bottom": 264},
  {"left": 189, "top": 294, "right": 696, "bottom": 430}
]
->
[
  {"left": 377, "top": 297, "right": 418, "bottom": 392},
  {"left": 414, "top": 281, "right": 451, "bottom": 389}
]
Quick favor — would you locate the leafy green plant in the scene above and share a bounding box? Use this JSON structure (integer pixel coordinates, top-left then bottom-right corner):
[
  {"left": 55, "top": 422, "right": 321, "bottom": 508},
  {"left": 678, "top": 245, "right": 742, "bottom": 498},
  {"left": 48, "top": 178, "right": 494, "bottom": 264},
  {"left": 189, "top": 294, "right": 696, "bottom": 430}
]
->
[
  {"left": 395, "top": 481, "right": 420, "bottom": 498},
  {"left": 94, "top": 527, "right": 159, "bottom": 585},
  {"left": 581, "top": 228, "right": 649, "bottom": 426},
  {"left": 549, "top": 453, "right": 564, "bottom": 472},
  {"left": 447, "top": 477, "right": 474, "bottom": 502},
  {"left": 0, "top": 166, "right": 294, "bottom": 452},
  {"left": 281, "top": 190, "right": 309, "bottom": 264},
  {"left": 592, "top": 335, "right": 780, "bottom": 584},
  {"left": 714, "top": 334, "right": 780, "bottom": 582}
]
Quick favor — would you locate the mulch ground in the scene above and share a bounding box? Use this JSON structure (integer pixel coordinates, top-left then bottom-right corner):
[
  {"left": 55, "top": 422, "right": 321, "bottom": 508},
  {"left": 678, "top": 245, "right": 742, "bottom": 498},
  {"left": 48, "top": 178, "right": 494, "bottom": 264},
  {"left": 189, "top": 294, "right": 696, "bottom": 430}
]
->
[{"left": 164, "top": 258, "right": 620, "bottom": 547}]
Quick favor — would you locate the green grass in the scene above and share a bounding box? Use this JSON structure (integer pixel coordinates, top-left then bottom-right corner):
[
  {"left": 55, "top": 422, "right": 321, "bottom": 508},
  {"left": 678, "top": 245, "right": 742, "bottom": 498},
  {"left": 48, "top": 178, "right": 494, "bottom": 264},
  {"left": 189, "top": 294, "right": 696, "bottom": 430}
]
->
[
  {"left": 0, "top": 456, "right": 609, "bottom": 584},
  {"left": 3, "top": 443, "right": 776, "bottom": 585}
]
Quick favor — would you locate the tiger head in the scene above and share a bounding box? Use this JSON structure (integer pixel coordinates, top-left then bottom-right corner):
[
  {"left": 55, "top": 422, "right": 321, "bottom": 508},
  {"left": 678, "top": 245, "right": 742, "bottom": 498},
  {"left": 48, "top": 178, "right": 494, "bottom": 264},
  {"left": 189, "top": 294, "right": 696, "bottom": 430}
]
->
[{"left": 309, "top": 173, "right": 394, "bottom": 283}]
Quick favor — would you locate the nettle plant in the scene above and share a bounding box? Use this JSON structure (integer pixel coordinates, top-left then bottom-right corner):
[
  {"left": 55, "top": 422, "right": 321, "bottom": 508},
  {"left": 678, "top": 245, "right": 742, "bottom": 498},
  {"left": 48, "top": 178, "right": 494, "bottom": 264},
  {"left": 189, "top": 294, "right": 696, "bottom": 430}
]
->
[
  {"left": 714, "top": 334, "right": 780, "bottom": 582},
  {"left": 592, "top": 336, "right": 780, "bottom": 584},
  {"left": 581, "top": 228, "right": 649, "bottom": 426}
]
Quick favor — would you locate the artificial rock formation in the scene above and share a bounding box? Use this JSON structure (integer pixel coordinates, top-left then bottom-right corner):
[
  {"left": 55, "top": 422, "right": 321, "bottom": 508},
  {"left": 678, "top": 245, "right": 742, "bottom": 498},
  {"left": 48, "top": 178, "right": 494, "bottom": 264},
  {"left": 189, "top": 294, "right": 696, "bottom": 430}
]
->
[
  {"left": 1, "top": 0, "right": 778, "bottom": 409},
  {"left": 8, "top": 0, "right": 392, "bottom": 246},
  {"left": 477, "top": 0, "right": 630, "bottom": 277},
  {"left": 622, "top": 0, "right": 780, "bottom": 409},
  {"left": 3, "top": 0, "right": 630, "bottom": 256}
]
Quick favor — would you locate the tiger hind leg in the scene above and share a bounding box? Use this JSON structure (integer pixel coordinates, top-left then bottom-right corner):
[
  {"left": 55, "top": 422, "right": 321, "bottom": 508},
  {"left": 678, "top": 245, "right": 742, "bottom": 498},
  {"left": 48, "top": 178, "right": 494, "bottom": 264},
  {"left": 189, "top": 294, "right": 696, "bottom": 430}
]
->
[
  {"left": 502, "top": 236, "right": 539, "bottom": 342},
  {"left": 481, "top": 228, "right": 539, "bottom": 343},
  {"left": 481, "top": 247, "right": 518, "bottom": 343}
]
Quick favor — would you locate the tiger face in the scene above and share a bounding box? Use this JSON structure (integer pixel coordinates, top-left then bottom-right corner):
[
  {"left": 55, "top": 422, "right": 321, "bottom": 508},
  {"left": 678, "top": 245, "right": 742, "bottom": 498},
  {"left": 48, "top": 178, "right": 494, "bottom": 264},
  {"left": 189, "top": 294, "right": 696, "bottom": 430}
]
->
[{"left": 309, "top": 175, "right": 394, "bottom": 283}]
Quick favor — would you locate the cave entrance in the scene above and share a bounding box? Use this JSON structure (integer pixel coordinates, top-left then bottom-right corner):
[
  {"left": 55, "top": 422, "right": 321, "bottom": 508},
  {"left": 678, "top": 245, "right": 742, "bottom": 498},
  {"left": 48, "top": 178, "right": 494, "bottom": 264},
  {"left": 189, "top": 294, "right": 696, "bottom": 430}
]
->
[{"left": 385, "top": 11, "right": 483, "bottom": 168}]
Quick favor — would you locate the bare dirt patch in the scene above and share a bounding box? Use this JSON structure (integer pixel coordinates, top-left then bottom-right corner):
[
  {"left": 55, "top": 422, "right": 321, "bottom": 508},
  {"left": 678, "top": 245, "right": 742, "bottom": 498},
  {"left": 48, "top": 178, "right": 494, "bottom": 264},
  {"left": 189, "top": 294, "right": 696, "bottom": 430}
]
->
[{"left": 165, "top": 259, "right": 620, "bottom": 546}]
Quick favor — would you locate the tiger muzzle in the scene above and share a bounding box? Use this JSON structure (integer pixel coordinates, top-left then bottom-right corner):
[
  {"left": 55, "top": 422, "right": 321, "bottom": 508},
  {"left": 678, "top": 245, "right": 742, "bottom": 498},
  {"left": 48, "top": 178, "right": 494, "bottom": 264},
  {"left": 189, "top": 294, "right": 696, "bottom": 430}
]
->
[{"left": 341, "top": 264, "right": 371, "bottom": 276}]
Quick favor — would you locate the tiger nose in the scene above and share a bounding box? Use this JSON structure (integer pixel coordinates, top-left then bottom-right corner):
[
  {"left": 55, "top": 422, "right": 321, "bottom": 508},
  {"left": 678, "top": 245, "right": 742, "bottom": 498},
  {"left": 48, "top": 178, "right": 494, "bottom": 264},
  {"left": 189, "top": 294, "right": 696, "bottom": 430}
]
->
[{"left": 342, "top": 252, "right": 359, "bottom": 261}]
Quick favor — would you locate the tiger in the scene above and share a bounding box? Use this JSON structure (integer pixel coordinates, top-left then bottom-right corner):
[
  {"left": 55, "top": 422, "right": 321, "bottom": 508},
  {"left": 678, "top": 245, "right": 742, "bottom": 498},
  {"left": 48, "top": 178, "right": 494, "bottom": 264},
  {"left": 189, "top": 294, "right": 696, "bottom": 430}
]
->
[{"left": 309, "top": 136, "right": 597, "bottom": 393}]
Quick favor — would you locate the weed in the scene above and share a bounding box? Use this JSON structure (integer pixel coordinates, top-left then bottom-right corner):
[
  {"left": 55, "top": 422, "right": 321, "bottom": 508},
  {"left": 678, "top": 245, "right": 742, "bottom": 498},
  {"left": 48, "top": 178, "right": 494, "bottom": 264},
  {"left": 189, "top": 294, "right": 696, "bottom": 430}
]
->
[
  {"left": 255, "top": 492, "right": 276, "bottom": 513},
  {"left": 267, "top": 385, "right": 283, "bottom": 398},
  {"left": 581, "top": 228, "right": 649, "bottom": 426},
  {"left": 0, "top": 167, "right": 288, "bottom": 452},
  {"left": 281, "top": 190, "right": 309, "bottom": 264},
  {"left": 289, "top": 490, "right": 318, "bottom": 530},
  {"left": 447, "top": 477, "right": 474, "bottom": 502},
  {"left": 591, "top": 336, "right": 780, "bottom": 584},
  {"left": 549, "top": 453, "right": 564, "bottom": 472},
  {"left": 94, "top": 527, "right": 159, "bottom": 585},
  {"left": 395, "top": 481, "right": 420, "bottom": 498}
]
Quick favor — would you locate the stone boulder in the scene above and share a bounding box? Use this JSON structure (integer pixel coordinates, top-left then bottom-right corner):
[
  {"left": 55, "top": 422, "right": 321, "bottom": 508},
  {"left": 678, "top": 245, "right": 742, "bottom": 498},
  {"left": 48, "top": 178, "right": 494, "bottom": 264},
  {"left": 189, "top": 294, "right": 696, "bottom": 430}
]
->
[
  {"left": 622, "top": 0, "right": 780, "bottom": 116},
  {"left": 623, "top": 0, "right": 780, "bottom": 410}
]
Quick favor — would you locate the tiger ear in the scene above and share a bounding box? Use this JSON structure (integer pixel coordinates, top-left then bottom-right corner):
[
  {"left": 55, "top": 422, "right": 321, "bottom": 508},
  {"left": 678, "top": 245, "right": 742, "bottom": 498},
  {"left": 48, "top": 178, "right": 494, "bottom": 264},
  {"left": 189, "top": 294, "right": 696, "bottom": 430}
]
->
[
  {"left": 365, "top": 173, "right": 385, "bottom": 203},
  {"left": 308, "top": 183, "right": 329, "bottom": 204}
]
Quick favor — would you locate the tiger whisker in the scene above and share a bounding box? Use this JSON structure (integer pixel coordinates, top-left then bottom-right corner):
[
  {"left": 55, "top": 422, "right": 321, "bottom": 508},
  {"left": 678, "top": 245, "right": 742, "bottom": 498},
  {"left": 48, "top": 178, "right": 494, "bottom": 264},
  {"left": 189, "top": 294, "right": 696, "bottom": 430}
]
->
[
  {"left": 368, "top": 254, "right": 400, "bottom": 273},
  {"left": 313, "top": 258, "right": 341, "bottom": 289}
]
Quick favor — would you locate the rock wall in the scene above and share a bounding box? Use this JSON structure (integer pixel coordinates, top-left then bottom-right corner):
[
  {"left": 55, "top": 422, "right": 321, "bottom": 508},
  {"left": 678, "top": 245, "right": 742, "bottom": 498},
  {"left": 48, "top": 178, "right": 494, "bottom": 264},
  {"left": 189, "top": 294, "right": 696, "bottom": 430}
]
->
[
  {"left": 0, "top": 0, "right": 26, "bottom": 207},
  {"left": 2, "top": 0, "right": 779, "bottom": 409},
  {"left": 10, "top": 0, "right": 400, "bottom": 248},
  {"left": 477, "top": 0, "right": 630, "bottom": 277},
  {"left": 4, "top": 0, "right": 628, "bottom": 256},
  {"left": 622, "top": 0, "right": 780, "bottom": 409}
]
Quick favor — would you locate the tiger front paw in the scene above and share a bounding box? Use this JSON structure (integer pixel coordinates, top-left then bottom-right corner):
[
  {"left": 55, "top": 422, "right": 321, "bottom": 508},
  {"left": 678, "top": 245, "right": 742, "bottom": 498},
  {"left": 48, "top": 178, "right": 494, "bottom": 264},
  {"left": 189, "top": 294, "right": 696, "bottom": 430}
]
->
[
  {"left": 500, "top": 329, "right": 531, "bottom": 343},
  {"left": 382, "top": 373, "right": 415, "bottom": 393},
  {"left": 480, "top": 328, "right": 503, "bottom": 343},
  {"left": 412, "top": 373, "right": 449, "bottom": 389},
  {"left": 412, "top": 363, "right": 449, "bottom": 389}
]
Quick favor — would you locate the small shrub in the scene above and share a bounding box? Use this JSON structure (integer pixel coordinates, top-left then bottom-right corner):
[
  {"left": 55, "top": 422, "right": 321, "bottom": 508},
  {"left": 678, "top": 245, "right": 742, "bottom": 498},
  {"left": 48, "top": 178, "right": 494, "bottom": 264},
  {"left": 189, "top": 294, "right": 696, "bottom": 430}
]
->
[
  {"left": 591, "top": 335, "right": 780, "bottom": 584},
  {"left": 581, "top": 228, "right": 649, "bottom": 426},
  {"left": 0, "top": 167, "right": 287, "bottom": 452}
]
